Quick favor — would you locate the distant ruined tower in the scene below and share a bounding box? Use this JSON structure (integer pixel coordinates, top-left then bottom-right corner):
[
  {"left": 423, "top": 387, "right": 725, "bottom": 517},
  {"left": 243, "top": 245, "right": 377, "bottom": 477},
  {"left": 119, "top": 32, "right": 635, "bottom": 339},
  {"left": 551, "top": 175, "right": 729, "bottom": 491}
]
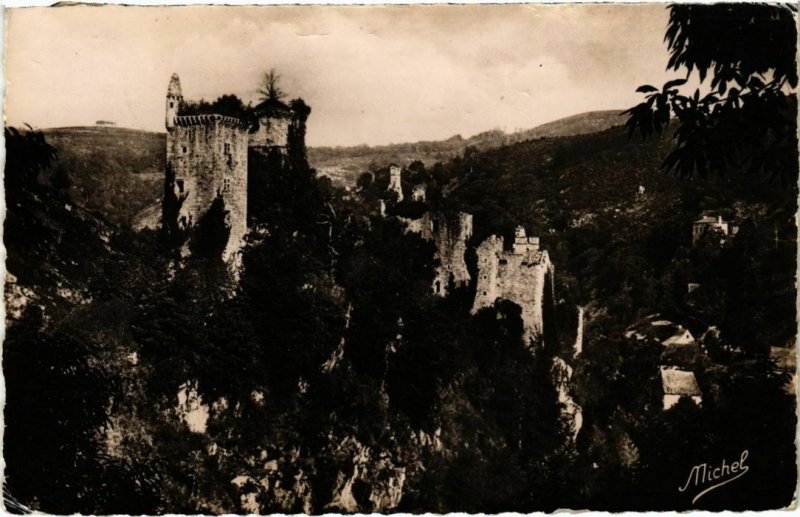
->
[
  {"left": 472, "top": 226, "right": 555, "bottom": 346},
  {"left": 388, "top": 164, "right": 403, "bottom": 202},
  {"left": 165, "top": 74, "right": 249, "bottom": 262}
]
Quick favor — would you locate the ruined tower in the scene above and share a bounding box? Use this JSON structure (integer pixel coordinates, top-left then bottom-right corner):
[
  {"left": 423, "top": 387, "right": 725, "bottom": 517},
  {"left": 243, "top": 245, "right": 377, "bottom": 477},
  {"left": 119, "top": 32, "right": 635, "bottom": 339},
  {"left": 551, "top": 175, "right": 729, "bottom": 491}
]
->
[
  {"left": 472, "top": 226, "right": 555, "bottom": 346},
  {"left": 165, "top": 74, "right": 249, "bottom": 262},
  {"left": 388, "top": 164, "right": 403, "bottom": 202},
  {"left": 402, "top": 212, "right": 473, "bottom": 297}
]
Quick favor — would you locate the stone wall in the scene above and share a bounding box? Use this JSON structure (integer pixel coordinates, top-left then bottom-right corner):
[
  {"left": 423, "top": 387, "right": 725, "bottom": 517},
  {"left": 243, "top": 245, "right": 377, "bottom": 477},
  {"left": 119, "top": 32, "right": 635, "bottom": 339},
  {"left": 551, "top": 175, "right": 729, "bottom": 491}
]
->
[
  {"left": 167, "top": 116, "right": 249, "bottom": 261},
  {"left": 404, "top": 212, "right": 473, "bottom": 296},
  {"left": 472, "top": 229, "right": 554, "bottom": 345},
  {"left": 249, "top": 115, "right": 290, "bottom": 149}
]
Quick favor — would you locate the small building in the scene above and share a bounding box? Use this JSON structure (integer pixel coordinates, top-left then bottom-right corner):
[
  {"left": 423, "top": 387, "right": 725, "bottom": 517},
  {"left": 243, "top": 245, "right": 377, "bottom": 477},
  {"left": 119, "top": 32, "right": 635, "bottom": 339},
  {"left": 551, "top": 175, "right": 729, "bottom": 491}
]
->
[
  {"left": 660, "top": 367, "right": 702, "bottom": 410},
  {"left": 663, "top": 328, "right": 695, "bottom": 348},
  {"left": 692, "top": 215, "right": 738, "bottom": 246}
]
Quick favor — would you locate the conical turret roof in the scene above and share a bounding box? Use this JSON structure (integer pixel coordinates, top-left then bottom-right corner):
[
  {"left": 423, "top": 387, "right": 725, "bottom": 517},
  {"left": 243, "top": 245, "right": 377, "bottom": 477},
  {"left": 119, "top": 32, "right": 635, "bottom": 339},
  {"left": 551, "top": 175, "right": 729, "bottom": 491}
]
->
[
  {"left": 254, "top": 97, "right": 292, "bottom": 118},
  {"left": 168, "top": 73, "right": 182, "bottom": 98}
]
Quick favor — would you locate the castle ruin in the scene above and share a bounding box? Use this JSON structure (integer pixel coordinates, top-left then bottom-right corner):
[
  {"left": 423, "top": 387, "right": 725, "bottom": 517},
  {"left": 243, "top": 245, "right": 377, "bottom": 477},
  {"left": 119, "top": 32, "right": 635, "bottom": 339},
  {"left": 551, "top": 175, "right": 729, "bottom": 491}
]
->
[
  {"left": 403, "top": 212, "right": 473, "bottom": 297},
  {"left": 165, "top": 73, "right": 303, "bottom": 261},
  {"left": 472, "top": 226, "right": 555, "bottom": 345},
  {"left": 387, "top": 164, "right": 403, "bottom": 202}
]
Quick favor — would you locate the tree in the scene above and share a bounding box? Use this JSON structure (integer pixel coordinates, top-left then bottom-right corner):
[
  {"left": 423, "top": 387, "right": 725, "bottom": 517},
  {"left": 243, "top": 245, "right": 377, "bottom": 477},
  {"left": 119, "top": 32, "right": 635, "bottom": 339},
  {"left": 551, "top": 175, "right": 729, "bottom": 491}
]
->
[
  {"left": 4, "top": 125, "right": 58, "bottom": 194},
  {"left": 50, "top": 163, "right": 74, "bottom": 191},
  {"left": 288, "top": 98, "right": 312, "bottom": 169},
  {"left": 258, "top": 68, "right": 285, "bottom": 102},
  {"left": 189, "top": 194, "right": 231, "bottom": 262},
  {"left": 624, "top": 4, "right": 797, "bottom": 184},
  {"left": 356, "top": 172, "right": 374, "bottom": 192},
  {"left": 160, "top": 164, "right": 188, "bottom": 249},
  {"left": 4, "top": 308, "right": 119, "bottom": 513}
]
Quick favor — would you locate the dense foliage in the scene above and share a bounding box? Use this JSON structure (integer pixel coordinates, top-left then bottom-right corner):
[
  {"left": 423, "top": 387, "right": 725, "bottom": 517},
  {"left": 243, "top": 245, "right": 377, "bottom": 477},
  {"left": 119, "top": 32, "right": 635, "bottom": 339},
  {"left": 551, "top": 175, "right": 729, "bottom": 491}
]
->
[
  {"left": 42, "top": 126, "right": 165, "bottom": 226},
  {"left": 625, "top": 4, "right": 798, "bottom": 184}
]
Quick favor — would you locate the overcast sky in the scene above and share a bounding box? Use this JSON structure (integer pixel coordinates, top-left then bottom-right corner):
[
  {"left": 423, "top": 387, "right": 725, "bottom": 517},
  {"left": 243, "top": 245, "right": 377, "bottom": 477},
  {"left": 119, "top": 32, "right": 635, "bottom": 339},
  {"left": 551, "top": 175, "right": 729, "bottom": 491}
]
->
[{"left": 5, "top": 4, "right": 676, "bottom": 147}]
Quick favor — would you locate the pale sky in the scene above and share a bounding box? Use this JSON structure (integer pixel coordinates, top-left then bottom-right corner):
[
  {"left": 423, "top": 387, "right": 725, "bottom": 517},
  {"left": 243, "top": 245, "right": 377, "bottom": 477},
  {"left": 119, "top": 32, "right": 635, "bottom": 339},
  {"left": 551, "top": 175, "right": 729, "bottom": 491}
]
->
[{"left": 5, "top": 4, "right": 675, "bottom": 147}]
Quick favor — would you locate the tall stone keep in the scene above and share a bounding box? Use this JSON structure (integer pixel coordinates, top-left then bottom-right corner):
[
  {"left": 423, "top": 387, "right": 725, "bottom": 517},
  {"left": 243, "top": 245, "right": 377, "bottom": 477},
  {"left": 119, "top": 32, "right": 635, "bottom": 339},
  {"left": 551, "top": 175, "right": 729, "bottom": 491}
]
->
[
  {"left": 472, "top": 226, "right": 555, "bottom": 346},
  {"left": 165, "top": 74, "right": 249, "bottom": 262}
]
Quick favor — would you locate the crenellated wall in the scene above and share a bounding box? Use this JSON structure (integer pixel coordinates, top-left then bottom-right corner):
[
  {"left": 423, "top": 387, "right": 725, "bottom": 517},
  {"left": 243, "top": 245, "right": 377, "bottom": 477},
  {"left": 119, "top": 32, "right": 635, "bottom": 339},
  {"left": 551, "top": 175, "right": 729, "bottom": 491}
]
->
[{"left": 167, "top": 117, "right": 249, "bottom": 261}]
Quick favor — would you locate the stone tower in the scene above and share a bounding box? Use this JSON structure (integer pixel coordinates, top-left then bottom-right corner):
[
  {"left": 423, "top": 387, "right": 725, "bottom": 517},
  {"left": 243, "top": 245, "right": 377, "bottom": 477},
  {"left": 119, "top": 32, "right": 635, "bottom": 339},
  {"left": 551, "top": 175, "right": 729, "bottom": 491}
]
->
[
  {"left": 166, "top": 73, "right": 182, "bottom": 130},
  {"left": 165, "top": 74, "right": 249, "bottom": 262},
  {"left": 388, "top": 164, "right": 403, "bottom": 202},
  {"left": 472, "top": 226, "right": 555, "bottom": 346},
  {"left": 249, "top": 98, "right": 293, "bottom": 151}
]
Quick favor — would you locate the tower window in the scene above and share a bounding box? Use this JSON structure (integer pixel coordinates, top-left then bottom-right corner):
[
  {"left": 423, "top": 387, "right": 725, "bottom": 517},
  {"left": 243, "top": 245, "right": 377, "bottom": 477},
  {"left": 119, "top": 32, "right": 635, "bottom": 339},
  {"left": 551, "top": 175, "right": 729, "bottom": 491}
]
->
[
  {"left": 182, "top": 145, "right": 188, "bottom": 154},
  {"left": 224, "top": 142, "right": 231, "bottom": 155},
  {"left": 169, "top": 101, "right": 174, "bottom": 108},
  {"left": 222, "top": 178, "right": 231, "bottom": 192},
  {"left": 176, "top": 179, "right": 185, "bottom": 193}
]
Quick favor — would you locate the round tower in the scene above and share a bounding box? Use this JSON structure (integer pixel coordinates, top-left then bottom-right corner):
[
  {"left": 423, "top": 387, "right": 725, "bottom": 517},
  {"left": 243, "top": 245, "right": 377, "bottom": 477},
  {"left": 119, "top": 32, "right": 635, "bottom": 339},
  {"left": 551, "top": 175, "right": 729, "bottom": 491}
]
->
[{"left": 166, "top": 73, "right": 183, "bottom": 130}]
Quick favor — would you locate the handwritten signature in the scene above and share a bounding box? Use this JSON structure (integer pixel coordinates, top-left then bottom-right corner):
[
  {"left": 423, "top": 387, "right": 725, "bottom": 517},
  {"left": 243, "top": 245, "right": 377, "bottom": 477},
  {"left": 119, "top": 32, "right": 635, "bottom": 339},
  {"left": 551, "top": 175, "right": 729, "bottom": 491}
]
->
[{"left": 678, "top": 450, "right": 749, "bottom": 504}]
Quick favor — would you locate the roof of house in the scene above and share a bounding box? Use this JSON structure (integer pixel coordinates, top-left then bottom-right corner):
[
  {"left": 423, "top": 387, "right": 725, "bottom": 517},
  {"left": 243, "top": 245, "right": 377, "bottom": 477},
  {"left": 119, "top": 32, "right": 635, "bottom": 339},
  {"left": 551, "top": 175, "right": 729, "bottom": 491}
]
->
[
  {"left": 695, "top": 216, "right": 718, "bottom": 224},
  {"left": 663, "top": 329, "right": 695, "bottom": 347},
  {"left": 661, "top": 367, "right": 702, "bottom": 396}
]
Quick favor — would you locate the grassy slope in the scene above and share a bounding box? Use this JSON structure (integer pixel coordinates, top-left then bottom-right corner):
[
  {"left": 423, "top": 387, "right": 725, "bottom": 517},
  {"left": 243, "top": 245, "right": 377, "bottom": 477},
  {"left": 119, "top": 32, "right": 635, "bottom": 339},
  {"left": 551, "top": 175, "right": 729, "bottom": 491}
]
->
[{"left": 43, "top": 127, "right": 166, "bottom": 226}]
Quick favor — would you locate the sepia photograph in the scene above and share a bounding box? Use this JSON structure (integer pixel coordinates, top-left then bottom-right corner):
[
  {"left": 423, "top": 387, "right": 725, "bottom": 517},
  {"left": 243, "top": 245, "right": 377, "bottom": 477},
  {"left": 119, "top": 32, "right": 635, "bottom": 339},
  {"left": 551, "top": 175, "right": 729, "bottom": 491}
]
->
[{"left": 2, "top": 2, "right": 798, "bottom": 514}]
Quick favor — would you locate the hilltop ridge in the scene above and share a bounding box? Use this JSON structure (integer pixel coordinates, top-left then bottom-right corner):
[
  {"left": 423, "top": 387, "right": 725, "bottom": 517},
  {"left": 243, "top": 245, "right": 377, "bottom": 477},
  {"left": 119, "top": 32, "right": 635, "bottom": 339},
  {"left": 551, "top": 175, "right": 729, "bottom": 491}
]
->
[
  {"left": 37, "top": 110, "right": 624, "bottom": 225},
  {"left": 310, "top": 110, "right": 624, "bottom": 184}
]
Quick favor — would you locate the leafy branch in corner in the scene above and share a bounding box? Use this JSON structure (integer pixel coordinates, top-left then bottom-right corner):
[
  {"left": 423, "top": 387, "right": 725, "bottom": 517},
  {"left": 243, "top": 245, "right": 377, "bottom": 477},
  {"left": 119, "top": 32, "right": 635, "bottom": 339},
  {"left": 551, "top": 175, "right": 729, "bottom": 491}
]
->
[{"left": 623, "top": 4, "right": 798, "bottom": 184}]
